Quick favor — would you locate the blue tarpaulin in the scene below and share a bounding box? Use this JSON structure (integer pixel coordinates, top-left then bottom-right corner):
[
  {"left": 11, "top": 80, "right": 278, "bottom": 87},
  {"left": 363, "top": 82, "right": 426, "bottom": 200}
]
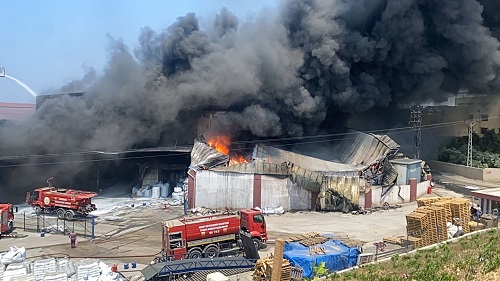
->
[{"left": 283, "top": 240, "right": 360, "bottom": 278}]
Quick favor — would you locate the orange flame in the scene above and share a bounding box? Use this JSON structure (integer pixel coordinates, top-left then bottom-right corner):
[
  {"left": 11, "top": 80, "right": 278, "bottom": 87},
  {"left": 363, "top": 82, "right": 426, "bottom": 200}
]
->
[
  {"left": 207, "top": 135, "right": 248, "bottom": 165},
  {"left": 230, "top": 155, "right": 248, "bottom": 165},
  {"left": 207, "top": 135, "right": 230, "bottom": 155}
]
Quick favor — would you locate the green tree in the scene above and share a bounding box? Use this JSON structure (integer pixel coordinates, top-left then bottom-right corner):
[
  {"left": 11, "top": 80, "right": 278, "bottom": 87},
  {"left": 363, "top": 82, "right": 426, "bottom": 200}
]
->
[{"left": 437, "top": 131, "right": 500, "bottom": 168}]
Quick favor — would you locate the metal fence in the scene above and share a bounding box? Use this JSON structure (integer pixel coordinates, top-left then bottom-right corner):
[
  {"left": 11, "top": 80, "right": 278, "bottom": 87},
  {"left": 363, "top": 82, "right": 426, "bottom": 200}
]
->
[{"left": 16, "top": 212, "right": 95, "bottom": 239}]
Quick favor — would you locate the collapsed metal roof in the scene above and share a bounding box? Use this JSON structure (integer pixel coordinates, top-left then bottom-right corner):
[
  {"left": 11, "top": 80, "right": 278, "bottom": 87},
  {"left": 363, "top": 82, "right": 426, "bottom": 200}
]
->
[
  {"left": 191, "top": 133, "right": 400, "bottom": 174},
  {"left": 189, "top": 140, "right": 229, "bottom": 170},
  {"left": 252, "top": 144, "right": 361, "bottom": 173},
  {"left": 337, "top": 133, "right": 400, "bottom": 166}
]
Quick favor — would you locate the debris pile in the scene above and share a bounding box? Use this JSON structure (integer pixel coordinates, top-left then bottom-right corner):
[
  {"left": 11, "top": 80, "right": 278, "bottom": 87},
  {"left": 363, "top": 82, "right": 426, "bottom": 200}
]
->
[
  {"left": 252, "top": 256, "right": 293, "bottom": 281},
  {"left": 260, "top": 206, "right": 285, "bottom": 215}
]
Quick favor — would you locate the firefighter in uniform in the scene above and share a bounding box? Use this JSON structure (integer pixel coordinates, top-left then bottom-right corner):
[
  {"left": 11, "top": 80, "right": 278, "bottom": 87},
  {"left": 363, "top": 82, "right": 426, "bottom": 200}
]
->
[{"left": 69, "top": 231, "right": 77, "bottom": 248}]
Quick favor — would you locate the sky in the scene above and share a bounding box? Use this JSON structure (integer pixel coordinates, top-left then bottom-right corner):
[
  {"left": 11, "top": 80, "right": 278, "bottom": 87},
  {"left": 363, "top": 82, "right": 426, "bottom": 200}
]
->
[{"left": 0, "top": 0, "right": 278, "bottom": 104}]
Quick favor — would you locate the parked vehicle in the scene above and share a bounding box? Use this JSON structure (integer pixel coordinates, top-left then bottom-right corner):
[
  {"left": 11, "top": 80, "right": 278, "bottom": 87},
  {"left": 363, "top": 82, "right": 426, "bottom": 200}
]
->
[
  {"left": 0, "top": 203, "right": 16, "bottom": 234},
  {"left": 26, "top": 187, "right": 97, "bottom": 220},
  {"left": 162, "top": 208, "right": 268, "bottom": 259}
]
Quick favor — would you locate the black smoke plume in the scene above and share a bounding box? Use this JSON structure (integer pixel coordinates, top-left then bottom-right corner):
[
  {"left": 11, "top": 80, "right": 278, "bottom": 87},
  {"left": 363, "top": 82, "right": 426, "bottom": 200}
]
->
[{"left": 1, "top": 0, "right": 500, "bottom": 200}]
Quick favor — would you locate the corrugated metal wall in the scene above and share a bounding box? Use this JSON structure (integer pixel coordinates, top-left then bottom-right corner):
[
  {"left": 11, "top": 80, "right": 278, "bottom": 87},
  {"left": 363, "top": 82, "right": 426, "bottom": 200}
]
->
[
  {"left": 194, "top": 172, "right": 313, "bottom": 211},
  {"left": 195, "top": 170, "right": 254, "bottom": 209},
  {"left": 260, "top": 175, "right": 311, "bottom": 211}
]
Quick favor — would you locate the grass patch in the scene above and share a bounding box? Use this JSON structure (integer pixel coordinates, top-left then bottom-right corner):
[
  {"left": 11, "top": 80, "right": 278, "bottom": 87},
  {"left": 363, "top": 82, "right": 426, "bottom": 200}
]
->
[{"left": 328, "top": 229, "right": 500, "bottom": 281}]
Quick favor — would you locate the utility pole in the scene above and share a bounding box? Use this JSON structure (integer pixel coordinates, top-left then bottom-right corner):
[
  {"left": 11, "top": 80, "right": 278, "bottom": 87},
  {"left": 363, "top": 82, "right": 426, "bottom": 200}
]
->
[
  {"left": 466, "top": 119, "right": 477, "bottom": 167},
  {"left": 409, "top": 106, "right": 423, "bottom": 159}
]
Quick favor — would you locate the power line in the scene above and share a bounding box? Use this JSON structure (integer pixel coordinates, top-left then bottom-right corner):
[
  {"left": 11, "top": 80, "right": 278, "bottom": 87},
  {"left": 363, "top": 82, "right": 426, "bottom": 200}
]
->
[
  {"left": 0, "top": 120, "right": 475, "bottom": 168},
  {"left": 0, "top": 116, "right": 486, "bottom": 164}
]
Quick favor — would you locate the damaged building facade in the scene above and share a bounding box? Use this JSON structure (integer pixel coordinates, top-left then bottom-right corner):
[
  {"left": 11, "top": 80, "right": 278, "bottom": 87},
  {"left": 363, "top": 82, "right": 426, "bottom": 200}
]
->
[{"left": 187, "top": 133, "right": 432, "bottom": 212}]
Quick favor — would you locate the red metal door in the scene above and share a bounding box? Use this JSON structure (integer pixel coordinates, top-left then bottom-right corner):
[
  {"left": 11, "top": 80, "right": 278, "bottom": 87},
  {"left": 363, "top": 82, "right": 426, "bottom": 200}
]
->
[
  {"left": 364, "top": 188, "right": 372, "bottom": 209},
  {"left": 409, "top": 179, "right": 417, "bottom": 202}
]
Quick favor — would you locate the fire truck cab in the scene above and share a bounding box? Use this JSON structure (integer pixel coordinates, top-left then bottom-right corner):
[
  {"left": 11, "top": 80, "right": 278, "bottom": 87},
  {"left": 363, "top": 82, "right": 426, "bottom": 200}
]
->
[{"left": 0, "top": 204, "right": 17, "bottom": 234}]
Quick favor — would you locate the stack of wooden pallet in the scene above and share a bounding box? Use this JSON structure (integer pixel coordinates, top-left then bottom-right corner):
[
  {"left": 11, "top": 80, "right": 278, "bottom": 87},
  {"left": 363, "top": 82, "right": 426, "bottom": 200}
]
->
[
  {"left": 431, "top": 200, "right": 453, "bottom": 223},
  {"left": 417, "top": 197, "right": 452, "bottom": 207},
  {"left": 252, "top": 256, "right": 292, "bottom": 281},
  {"left": 423, "top": 205, "right": 448, "bottom": 242},
  {"left": 285, "top": 232, "right": 321, "bottom": 243},
  {"left": 406, "top": 197, "right": 473, "bottom": 249},
  {"left": 406, "top": 211, "right": 430, "bottom": 248},
  {"left": 415, "top": 207, "right": 439, "bottom": 244},
  {"left": 450, "top": 198, "right": 471, "bottom": 233},
  {"left": 285, "top": 232, "right": 331, "bottom": 246}
]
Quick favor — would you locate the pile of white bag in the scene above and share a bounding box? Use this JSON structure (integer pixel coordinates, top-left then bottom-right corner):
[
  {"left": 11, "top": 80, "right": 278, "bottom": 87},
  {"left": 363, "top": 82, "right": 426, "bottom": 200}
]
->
[
  {"left": 74, "top": 259, "right": 124, "bottom": 281},
  {"left": 1, "top": 263, "right": 31, "bottom": 281},
  {"left": 171, "top": 186, "right": 185, "bottom": 201},
  {"left": 33, "top": 258, "right": 57, "bottom": 280},
  {"left": 0, "top": 246, "right": 26, "bottom": 266},
  {"left": 0, "top": 256, "right": 124, "bottom": 281}
]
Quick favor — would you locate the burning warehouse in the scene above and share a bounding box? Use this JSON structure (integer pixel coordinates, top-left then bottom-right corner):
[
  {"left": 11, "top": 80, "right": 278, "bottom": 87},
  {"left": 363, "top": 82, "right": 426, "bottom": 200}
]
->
[{"left": 187, "top": 132, "right": 433, "bottom": 212}]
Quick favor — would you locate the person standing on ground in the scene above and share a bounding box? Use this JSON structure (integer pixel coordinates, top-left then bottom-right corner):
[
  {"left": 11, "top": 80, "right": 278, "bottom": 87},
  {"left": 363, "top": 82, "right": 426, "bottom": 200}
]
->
[{"left": 69, "top": 231, "right": 77, "bottom": 248}]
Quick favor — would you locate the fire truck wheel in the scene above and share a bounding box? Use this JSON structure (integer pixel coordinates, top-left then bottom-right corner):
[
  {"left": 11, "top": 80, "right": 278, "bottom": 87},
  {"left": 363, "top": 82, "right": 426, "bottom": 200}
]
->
[
  {"left": 57, "top": 209, "right": 65, "bottom": 219},
  {"left": 65, "top": 210, "right": 75, "bottom": 220},
  {"left": 203, "top": 245, "right": 219, "bottom": 258},
  {"left": 187, "top": 248, "right": 203, "bottom": 259},
  {"left": 34, "top": 206, "right": 42, "bottom": 215},
  {"left": 253, "top": 238, "right": 261, "bottom": 250}
]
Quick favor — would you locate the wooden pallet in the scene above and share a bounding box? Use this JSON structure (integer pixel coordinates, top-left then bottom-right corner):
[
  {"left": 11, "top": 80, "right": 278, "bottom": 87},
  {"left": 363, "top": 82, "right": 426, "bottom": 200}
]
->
[
  {"left": 309, "top": 246, "right": 326, "bottom": 255},
  {"left": 383, "top": 236, "right": 405, "bottom": 246},
  {"left": 285, "top": 232, "right": 321, "bottom": 243},
  {"left": 300, "top": 236, "right": 331, "bottom": 247},
  {"left": 253, "top": 257, "right": 292, "bottom": 281}
]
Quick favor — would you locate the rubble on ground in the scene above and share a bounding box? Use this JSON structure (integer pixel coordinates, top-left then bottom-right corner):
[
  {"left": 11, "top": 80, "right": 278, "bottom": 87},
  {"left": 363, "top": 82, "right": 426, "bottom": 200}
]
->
[{"left": 259, "top": 206, "right": 285, "bottom": 215}]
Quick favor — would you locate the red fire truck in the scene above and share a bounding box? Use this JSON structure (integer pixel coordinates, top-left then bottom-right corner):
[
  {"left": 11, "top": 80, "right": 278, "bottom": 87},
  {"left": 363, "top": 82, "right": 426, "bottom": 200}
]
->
[
  {"left": 0, "top": 204, "right": 16, "bottom": 234},
  {"left": 26, "top": 187, "right": 97, "bottom": 220},
  {"left": 162, "top": 208, "right": 268, "bottom": 259}
]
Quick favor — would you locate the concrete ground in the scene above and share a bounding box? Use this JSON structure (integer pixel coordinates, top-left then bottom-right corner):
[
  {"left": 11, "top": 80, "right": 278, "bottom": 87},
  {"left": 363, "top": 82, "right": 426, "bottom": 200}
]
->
[
  {"left": 0, "top": 183, "right": 465, "bottom": 281},
  {"left": 433, "top": 171, "right": 500, "bottom": 189}
]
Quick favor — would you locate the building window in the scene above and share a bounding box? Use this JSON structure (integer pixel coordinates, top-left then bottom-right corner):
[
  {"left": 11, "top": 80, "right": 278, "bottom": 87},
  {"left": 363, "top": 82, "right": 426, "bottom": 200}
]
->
[
  {"left": 481, "top": 114, "right": 489, "bottom": 121},
  {"left": 481, "top": 127, "right": 488, "bottom": 134}
]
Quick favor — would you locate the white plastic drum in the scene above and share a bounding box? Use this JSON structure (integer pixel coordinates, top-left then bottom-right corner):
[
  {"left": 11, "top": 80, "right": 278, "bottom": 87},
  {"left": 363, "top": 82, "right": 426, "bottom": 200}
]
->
[
  {"left": 151, "top": 186, "right": 161, "bottom": 199},
  {"left": 144, "top": 188, "right": 152, "bottom": 198},
  {"left": 160, "top": 183, "right": 169, "bottom": 198}
]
